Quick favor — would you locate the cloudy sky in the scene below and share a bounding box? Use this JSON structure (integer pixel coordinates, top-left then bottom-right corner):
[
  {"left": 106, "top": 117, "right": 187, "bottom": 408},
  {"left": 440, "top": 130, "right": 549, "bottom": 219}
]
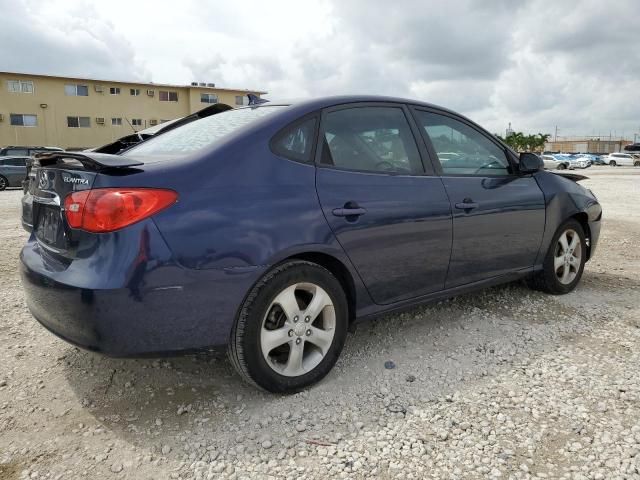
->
[{"left": 2, "top": 0, "right": 639, "bottom": 138}]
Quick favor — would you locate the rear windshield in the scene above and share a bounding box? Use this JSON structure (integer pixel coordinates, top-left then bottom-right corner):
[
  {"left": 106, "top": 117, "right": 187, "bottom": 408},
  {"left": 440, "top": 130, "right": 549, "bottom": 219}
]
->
[{"left": 124, "top": 106, "right": 283, "bottom": 159}]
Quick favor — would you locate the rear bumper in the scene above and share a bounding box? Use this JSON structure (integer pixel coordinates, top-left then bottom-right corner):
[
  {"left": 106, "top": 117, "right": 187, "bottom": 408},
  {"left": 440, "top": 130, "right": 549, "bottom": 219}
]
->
[{"left": 20, "top": 238, "right": 265, "bottom": 356}]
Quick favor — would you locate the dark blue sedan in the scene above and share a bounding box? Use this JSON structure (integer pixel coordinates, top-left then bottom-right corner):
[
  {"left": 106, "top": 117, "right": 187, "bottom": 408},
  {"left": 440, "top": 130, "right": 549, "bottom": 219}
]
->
[{"left": 20, "top": 96, "right": 602, "bottom": 392}]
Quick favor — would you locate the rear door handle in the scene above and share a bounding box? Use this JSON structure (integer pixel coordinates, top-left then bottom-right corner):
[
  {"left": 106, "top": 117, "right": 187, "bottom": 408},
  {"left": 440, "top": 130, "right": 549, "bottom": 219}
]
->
[
  {"left": 332, "top": 207, "right": 367, "bottom": 217},
  {"left": 455, "top": 200, "right": 479, "bottom": 210}
]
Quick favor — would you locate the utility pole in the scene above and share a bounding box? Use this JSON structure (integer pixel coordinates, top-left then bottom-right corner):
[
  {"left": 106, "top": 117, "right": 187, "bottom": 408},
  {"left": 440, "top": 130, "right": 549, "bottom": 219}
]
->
[{"left": 554, "top": 126, "right": 558, "bottom": 142}]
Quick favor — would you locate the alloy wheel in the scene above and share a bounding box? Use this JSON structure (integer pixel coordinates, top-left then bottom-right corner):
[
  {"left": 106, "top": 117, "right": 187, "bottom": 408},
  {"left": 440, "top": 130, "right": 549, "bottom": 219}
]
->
[
  {"left": 260, "top": 283, "right": 336, "bottom": 377},
  {"left": 554, "top": 229, "right": 582, "bottom": 285},
  {"left": 0, "top": 177, "right": 6, "bottom": 190}
]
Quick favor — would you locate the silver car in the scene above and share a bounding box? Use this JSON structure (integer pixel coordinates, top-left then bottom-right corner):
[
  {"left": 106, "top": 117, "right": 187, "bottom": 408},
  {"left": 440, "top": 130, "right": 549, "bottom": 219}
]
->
[
  {"left": 0, "top": 156, "right": 29, "bottom": 191},
  {"left": 541, "top": 154, "right": 570, "bottom": 170}
]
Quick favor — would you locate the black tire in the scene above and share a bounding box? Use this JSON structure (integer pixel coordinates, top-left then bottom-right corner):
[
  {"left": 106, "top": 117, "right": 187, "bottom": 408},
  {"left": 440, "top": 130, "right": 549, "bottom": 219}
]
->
[
  {"left": 634, "top": 161, "right": 640, "bottom": 167},
  {"left": 557, "top": 163, "right": 567, "bottom": 170},
  {"left": 229, "top": 260, "right": 348, "bottom": 393},
  {"left": 526, "top": 219, "right": 586, "bottom": 295},
  {"left": 0, "top": 175, "right": 7, "bottom": 191},
  {"left": 609, "top": 160, "right": 616, "bottom": 167}
]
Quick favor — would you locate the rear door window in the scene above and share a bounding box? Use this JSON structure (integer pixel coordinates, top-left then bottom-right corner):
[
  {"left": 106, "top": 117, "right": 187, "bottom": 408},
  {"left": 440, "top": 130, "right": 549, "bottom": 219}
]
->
[
  {"left": 6, "top": 158, "right": 27, "bottom": 166},
  {"left": 6, "top": 148, "right": 28, "bottom": 156},
  {"left": 319, "top": 106, "right": 423, "bottom": 175}
]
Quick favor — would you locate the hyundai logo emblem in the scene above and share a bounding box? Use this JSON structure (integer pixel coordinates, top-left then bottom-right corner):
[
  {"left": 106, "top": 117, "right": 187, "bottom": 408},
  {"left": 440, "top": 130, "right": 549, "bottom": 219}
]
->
[{"left": 38, "top": 171, "right": 48, "bottom": 190}]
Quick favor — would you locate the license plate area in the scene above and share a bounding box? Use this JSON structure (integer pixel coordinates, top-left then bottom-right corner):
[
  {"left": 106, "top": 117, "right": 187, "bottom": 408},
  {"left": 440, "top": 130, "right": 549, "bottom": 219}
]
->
[{"left": 34, "top": 204, "right": 66, "bottom": 249}]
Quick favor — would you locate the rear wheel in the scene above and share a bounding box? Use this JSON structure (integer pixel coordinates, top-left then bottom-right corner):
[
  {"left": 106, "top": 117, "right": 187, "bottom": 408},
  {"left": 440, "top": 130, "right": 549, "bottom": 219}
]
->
[
  {"left": 229, "top": 260, "right": 348, "bottom": 393},
  {"left": 634, "top": 161, "right": 640, "bottom": 167},
  {"left": 0, "top": 175, "right": 7, "bottom": 191},
  {"left": 557, "top": 163, "right": 567, "bottom": 170},
  {"left": 610, "top": 160, "right": 616, "bottom": 166},
  {"left": 527, "top": 219, "right": 586, "bottom": 294}
]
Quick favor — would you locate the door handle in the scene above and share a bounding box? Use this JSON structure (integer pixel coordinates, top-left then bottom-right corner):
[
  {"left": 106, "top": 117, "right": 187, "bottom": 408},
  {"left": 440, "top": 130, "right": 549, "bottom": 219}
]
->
[
  {"left": 332, "top": 206, "right": 367, "bottom": 217},
  {"left": 454, "top": 199, "right": 479, "bottom": 210}
]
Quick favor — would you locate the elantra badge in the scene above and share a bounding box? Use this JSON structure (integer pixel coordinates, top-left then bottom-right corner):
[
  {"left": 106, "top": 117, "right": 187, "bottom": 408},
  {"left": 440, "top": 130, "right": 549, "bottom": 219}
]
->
[{"left": 62, "top": 175, "right": 89, "bottom": 185}]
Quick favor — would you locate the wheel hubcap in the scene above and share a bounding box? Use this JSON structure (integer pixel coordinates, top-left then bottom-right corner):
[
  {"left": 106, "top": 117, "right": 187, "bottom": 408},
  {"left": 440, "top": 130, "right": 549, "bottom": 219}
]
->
[
  {"left": 554, "top": 229, "right": 582, "bottom": 285},
  {"left": 260, "top": 282, "right": 336, "bottom": 377}
]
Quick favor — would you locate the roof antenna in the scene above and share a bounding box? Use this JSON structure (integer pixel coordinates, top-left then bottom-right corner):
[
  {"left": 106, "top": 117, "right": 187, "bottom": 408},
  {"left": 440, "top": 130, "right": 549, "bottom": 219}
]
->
[{"left": 124, "top": 117, "right": 137, "bottom": 133}]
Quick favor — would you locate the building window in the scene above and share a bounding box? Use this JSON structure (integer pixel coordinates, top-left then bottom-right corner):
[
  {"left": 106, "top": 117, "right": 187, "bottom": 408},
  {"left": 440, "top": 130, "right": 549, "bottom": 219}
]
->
[
  {"left": 109, "top": 87, "right": 121, "bottom": 95},
  {"left": 160, "top": 119, "right": 170, "bottom": 123},
  {"left": 67, "top": 116, "right": 91, "bottom": 128},
  {"left": 65, "top": 84, "right": 89, "bottom": 96},
  {"left": 130, "top": 88, "right": 140, "bottom": 96},
  {"left": 111, "top": 118, "right": 123, "bottom": 126},
  {"left": 131, "top": 119, "right": 143, "bottom": 127},
  {"left": 9, "top": 114, "right": 37, "bottom": 127},
  {"left": 7, "top": 80, "right": 34, "bottom": 93},
  {"left": 159, "top": 91, "right": 178, "bottom": 102},
  {"left": 235, "top": 95, "right": 248, "bottom": 106},
  {"left": 201, "top": 93, "right": 218, "bottom": 104}
]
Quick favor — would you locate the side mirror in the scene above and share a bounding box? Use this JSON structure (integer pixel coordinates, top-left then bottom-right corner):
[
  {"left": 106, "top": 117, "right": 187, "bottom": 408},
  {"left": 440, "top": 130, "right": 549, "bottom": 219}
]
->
[{"left": 519, "top": 152, "right": 543, "bottom": 173}]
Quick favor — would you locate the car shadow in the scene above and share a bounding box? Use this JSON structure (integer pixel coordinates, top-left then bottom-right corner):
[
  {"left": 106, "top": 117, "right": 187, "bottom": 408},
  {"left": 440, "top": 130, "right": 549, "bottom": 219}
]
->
[{"left": 60, "top": 280, "right": 603, "bottom": 452}]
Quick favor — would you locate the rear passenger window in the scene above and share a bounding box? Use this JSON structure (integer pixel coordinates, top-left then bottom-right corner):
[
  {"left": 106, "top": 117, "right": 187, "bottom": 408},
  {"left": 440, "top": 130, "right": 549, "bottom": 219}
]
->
[
  {"left": 271, "top": 117, "right": 317, "bottom": 163},
  {"left": 320, "top": 107, "right": 423, "bottom": 175},
  {"left": 7, "top": 149, "right": 28, "bottom": 156},
  {"left": 9, "top": 158, "right": 27, "bottom": 166},
  {"left": 414, "top": 110, "right": 511, "bottom": 176}
]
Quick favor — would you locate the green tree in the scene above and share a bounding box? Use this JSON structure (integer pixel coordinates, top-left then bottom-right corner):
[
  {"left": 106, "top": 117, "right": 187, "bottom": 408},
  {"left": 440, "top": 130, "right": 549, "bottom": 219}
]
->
[{"left": 497, "top": 131, "right": 550, "bottom": 152}]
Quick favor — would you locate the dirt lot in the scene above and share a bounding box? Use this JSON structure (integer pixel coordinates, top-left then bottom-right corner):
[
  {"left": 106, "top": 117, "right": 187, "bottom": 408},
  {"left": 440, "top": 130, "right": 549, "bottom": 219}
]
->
[{"left": 1, "top": 168, "right": 639, "bottom": 480}]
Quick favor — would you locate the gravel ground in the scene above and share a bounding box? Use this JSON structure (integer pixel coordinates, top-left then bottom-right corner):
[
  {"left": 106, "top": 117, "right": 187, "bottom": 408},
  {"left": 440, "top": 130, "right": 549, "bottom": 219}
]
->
[{"left": 1, "top": 167, "right": 639, "bottom": 480}]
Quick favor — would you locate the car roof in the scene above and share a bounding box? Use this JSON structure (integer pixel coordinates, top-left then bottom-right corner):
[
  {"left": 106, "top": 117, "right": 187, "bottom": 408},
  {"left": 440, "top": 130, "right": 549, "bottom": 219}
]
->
[
  {"left": 262, "top": 95, "right": 458, "bottom": 117},
  {"left": 1, "top": 145, "right": 62, "bottom": 150}
]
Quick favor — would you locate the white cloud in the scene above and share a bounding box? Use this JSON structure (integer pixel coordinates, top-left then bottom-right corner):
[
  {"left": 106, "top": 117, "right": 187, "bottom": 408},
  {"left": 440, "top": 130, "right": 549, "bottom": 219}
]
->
[{"left": 1, "top": 0, "right": 639, "bottom": 138}]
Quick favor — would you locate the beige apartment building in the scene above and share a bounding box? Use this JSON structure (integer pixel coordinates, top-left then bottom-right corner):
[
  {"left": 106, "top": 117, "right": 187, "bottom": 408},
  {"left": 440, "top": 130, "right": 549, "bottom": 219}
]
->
[{"left": 0, "top": 71, "right": 266, "bottom": 150}]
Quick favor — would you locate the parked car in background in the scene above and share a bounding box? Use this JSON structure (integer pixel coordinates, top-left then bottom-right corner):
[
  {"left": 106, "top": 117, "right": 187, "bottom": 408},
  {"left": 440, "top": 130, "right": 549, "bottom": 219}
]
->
[
  {"left": 623, "top": 143, "right": 640, "bottom": 154},
  {"left": 576, "top": 154, "right": 600, "bottom": 165},
  {"left": 0, "top": 156, "right": 29, "bottom": 190},
  {"left": 0, "top": 146, "right": 63, "bottom": 157},
  {"left": 566, "top": 155, "right": 590, "bottom": 169},
  {"left": 605, "top": 152, "right": 639, "bottom": 166},
  {"left": 20, "top": 95, "right": 602, "bottom": 392},
  {"left": 590, "top": 155, "right": 607, "bottom": 165},
  {"left": 541, "top": 154, "right": 570, "bottom": 170}
]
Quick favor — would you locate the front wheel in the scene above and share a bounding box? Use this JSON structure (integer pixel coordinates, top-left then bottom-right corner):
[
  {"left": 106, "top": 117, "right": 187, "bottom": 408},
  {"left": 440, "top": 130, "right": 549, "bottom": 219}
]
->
[
  {"left": 0, "top": 175, "right": 7, "bottom": 191},
  {"left": 634, "top": 161, "right": 640, "bottom": 167},
  {"left": 609, "top": 160, "right": 616, "bottom": 166},
  {"left": 557, "top": 163, "right": 567, "bottom": 170},
  {"left": 229, "top": 260, "right": 348, "bottom": 393},
  {"left": 526, "top": 219, "right": 586, "bottom": 295}
]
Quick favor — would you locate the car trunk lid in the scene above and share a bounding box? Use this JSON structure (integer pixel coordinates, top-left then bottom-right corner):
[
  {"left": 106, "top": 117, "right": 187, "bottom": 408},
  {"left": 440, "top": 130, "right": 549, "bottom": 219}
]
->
[{"left": 28, "top": 152, "right": 143, "bottom": 254}]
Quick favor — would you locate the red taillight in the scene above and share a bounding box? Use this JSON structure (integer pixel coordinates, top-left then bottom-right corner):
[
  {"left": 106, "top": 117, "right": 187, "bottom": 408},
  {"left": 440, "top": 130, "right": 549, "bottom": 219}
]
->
[{"left": 64, "top": 188, "right": 178, "bottom": 233}]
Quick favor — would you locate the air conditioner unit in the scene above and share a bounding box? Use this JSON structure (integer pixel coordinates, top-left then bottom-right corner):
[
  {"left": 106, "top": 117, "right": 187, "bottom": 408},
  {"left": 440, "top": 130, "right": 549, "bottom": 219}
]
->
[
  {"left": 95, "top": 117, "right": 105, "bottom": 124},
  {"left": 207, "top": 83, "right": 215, "bottom": 87},
  {"left": 149, "top": 119, "right": 158, "bottom": 126},
  {"left": 191, "top": 82, "right": 198, "bottom": 86},
  {"left": 147, "top": 89, "right": 155, "bottom": 96},
  {"left": 199, "top": 82, "right": 206, "bottom": 86},
  {"left": 94, "top": 85, "right": 104, "bottom": 93}
]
